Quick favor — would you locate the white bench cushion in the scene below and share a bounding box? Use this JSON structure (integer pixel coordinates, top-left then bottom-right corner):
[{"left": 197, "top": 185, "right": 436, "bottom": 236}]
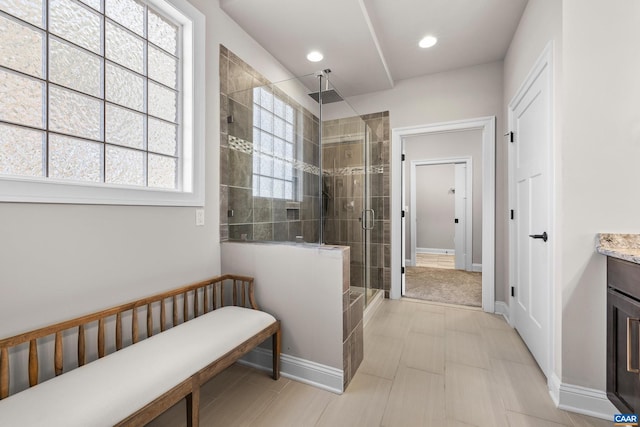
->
[{"left": 0, "top": 306, "right": 276, "bottom": 427}]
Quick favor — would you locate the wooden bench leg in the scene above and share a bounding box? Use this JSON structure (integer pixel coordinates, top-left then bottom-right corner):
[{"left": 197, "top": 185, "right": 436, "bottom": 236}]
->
[
  {"left": 272, "top": 327, "right": 281, "bottom": 380},
  {"left": 186, "top": 382, "right": 200, "bottom": 427}
]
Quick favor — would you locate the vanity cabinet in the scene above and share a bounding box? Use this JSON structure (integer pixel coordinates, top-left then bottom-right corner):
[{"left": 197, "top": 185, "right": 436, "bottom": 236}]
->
[{"left": 607, "top": 256, "right": 640, "bottom": 412}]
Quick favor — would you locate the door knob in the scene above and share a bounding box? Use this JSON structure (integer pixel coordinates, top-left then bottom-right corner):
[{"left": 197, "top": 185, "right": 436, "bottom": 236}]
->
[{"left": 529, "top": 232, "right": 548, "bottom": 242}]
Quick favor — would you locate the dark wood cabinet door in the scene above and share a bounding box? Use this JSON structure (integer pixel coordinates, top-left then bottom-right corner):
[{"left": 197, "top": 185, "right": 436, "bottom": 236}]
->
[{"left": 608, "top": 288, "right": 640, "bottom": 413}]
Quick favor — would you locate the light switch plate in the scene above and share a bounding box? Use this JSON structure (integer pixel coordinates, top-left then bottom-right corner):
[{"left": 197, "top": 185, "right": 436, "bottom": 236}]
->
[{"left": 195, "top": 208, "right": 205, "bottom": 226}]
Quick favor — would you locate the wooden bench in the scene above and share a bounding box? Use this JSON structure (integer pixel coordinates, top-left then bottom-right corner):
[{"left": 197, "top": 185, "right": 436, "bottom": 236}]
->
[{"left": 0, "top": 274, "right": 281, "bottom": 426}]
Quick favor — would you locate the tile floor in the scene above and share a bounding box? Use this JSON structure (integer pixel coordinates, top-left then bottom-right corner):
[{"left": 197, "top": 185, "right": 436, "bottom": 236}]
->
[
  {"left": 416, "top": 253, "right": 455, "bottom": 269},
  {"left": 148, "top": 299, "right": 611, "bottom": 427}
]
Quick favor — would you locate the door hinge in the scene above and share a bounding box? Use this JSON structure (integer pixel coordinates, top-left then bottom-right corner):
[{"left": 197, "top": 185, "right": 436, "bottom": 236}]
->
[
  {"left": 454, "top": 218, "right": 459, "bottom": 223},
  {"left": 511, "top": 286, "right": 515, "bottom": 297},
  {"left": 401, "top": 210, "right": 405, "bottom": 218},
  {"left": 401, "top": 154, "right": 406, "bottom": 161},
  {"left": 401, "top": 266, "right": 405, "bottom": 274},
  {"left": 510, "top": 209, "right": 514, "bottom": 220},
  {"left": 509, "top": 131, "right": 514, "bottom": 143}
]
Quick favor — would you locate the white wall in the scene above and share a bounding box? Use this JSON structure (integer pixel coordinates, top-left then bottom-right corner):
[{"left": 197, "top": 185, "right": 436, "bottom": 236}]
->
[
  {"left": 347, "top": 61, "right": 504, "bottom": 131},
  {"left": 505, "top": 0, "right": 640, "bottom": 407},
  {"left": 561, "top": 0, "right": 640, "bottom": 392},
  {"left": 415, "top": 164, "right": 455, "bottom": 251},
  {"left": 404, "top": 130, "right": 483, "bottom": 265},
  {"left": 221, "top": 242, "right": 345, "bottom": 370},
  {"left": 346, "top": 61, "right": 505, "bottom": 299},
  {"left": 0, "top": 0, "right": 301, "bottom": 338},
  {"left": 503, "top": 0, "right": 563, "bottom": 382}
]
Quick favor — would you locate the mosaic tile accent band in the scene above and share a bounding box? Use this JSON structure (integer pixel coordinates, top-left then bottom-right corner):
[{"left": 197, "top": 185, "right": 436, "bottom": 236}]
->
[
  {"left": 228, "top": 135, "right": 384, "bottom": 177},
  {"left": 228, "top": 135, "right": 254, "bottom": 154}
]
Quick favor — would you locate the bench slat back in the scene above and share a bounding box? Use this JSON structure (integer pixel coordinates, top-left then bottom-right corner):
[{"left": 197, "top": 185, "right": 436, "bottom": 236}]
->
[{"left": 0, "top": 274, "right": 255, "bottom": 400}]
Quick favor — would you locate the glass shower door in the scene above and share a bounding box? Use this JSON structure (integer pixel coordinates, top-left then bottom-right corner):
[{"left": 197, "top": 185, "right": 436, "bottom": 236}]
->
[
  {"left": 362, "top": 126, "right": 374, "bottom": 305},
  {"left": 318, "top": 80, "right": 378, "bottom": 307}
]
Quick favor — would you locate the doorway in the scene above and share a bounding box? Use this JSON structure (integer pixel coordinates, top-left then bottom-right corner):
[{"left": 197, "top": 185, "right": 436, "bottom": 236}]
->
[
  {"left": 409, "top": 158, "right": 473, "bottom": 271},
  {"left": 404, "top": 141, "right": 480, "bottom": 306},
  {"left": 390, "top": 117, "right": 495, "bottom": 312}
]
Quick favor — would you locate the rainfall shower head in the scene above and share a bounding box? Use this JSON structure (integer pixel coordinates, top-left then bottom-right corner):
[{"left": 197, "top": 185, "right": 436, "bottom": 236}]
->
[
  {"left": 309, "top": 68, "right": 344, "bottom": 104},
  {"left": 308, "top": 89, "right": 344, "bottom": 104}
]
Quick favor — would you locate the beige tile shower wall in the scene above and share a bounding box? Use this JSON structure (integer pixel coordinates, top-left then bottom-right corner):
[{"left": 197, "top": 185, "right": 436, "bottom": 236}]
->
[
  {"left": 343, "top": 291, "right": 364, "bottom": 390},
  {"left": 323, "top": 112, "right": 391, "bottom": 295},
  {"left": 220, "top": 46, "right": 321, "bottom": 243}
]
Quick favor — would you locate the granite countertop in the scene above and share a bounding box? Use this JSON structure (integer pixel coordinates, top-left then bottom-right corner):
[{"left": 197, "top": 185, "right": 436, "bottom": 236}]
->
[{"left": 596, "top": 233, "right": 640, "bottom": 264}]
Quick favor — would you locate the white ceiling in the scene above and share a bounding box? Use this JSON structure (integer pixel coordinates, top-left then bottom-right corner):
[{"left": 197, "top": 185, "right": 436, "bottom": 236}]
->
[{"left": 220, "top": 0, "right": 528, "bottom": 98}]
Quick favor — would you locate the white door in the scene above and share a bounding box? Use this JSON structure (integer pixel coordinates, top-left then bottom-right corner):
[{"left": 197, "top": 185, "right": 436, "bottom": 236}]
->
[
  {"left": 453, "top": 163, "right": 466, "bottom": 270},
  {"left": 510, "top": 55, "right": 552, "bottom": 377}
]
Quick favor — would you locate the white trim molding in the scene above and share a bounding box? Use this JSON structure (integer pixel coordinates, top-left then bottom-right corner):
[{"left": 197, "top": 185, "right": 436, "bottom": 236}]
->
[
  {"left": 549, "top": 374, "right": 617, "bottom": 421},
  {"left": 0, "top": 0, "right": 206, "bottom": 207},
  {"left": 391, "top": 116, "right": 495, "bottom": 314},
  {"left": 240, "top": 348, "right": 344, "bottom": 394},
  {"left": 494, "top": 301, "right": 510, "bottom": 324},
  {"left": 417, "top": 248, "right": 455, "bottom": 255},
  {"left": 472, "top": 263, "right": 482, "bottom": 272}
]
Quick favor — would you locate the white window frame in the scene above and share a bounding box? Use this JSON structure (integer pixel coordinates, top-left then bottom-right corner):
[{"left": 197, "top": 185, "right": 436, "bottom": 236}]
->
[{"left": 0, "top": 0, "right": 205, "bottom": 206}]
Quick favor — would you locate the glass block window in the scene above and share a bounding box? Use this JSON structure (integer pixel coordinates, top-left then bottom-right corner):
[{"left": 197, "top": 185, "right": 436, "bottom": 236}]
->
[
  {"left": 252, "top": 87, "right": 296, "bottom": 200},
  {"left": 0, "top": 0, "right": 183, "bottom": 191}
]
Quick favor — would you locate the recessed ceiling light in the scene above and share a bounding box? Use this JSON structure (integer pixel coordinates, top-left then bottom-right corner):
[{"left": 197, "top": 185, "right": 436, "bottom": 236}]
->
[
  {"left": 307, "top": 51, "right": 324, "bottom": 62},
  {"left": 419, "top": 36, "right": 438, "bottom": 49}
]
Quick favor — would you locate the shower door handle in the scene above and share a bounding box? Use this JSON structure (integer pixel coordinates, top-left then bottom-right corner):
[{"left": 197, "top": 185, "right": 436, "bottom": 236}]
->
[{"left": 361, "top": 209, "right": 375, "bottom": 230}]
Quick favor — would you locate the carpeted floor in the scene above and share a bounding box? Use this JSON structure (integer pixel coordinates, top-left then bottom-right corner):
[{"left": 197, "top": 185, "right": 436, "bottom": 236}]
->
[{"left": 405, "top": 266, "right": 482, "bottom": 307}]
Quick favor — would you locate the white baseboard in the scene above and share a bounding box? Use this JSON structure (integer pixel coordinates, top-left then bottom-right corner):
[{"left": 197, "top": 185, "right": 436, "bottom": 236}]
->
[
  {"left": 494, "top": 301, "right": 510, "bottom": 324},
  {"left": 239, "top": 347, "right": 343, "bottom": 394},
  {"left": 549, "top": 373, "right": 561, "bottom": 407},
  {"left": 472, "top": 263, "right": 482, "bottom": 272},
  {"left": 549, "top": 373, "right": 617, "bottom": 420},
  {"left": 417, "top": 248, "right": 455, "bottom": 255}
]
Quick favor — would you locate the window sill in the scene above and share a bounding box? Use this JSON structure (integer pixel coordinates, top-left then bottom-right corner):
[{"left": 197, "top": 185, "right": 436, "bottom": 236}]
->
[{"left": 0, "top": 176, "right": 204, "bottom": 206}]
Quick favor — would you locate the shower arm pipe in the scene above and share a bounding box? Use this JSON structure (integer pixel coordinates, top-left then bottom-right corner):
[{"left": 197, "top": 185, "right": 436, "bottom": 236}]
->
[
  {"left": 316, "top": 68, "right": 335, "bottom": 244},
  {"left": 318, "top": 73, "right": 324, "bottom": 245}
]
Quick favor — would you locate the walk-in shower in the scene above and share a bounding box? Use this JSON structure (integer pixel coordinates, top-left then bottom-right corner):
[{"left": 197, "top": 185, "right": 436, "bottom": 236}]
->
[{"left": 220, "top": 60, "right": 389, "bottom": 308}]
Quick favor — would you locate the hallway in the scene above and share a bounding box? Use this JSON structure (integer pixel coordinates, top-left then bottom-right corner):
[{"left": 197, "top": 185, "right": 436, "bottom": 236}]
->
[{"left": 149, "top": 299, "right": 608, "bottom": 426}]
